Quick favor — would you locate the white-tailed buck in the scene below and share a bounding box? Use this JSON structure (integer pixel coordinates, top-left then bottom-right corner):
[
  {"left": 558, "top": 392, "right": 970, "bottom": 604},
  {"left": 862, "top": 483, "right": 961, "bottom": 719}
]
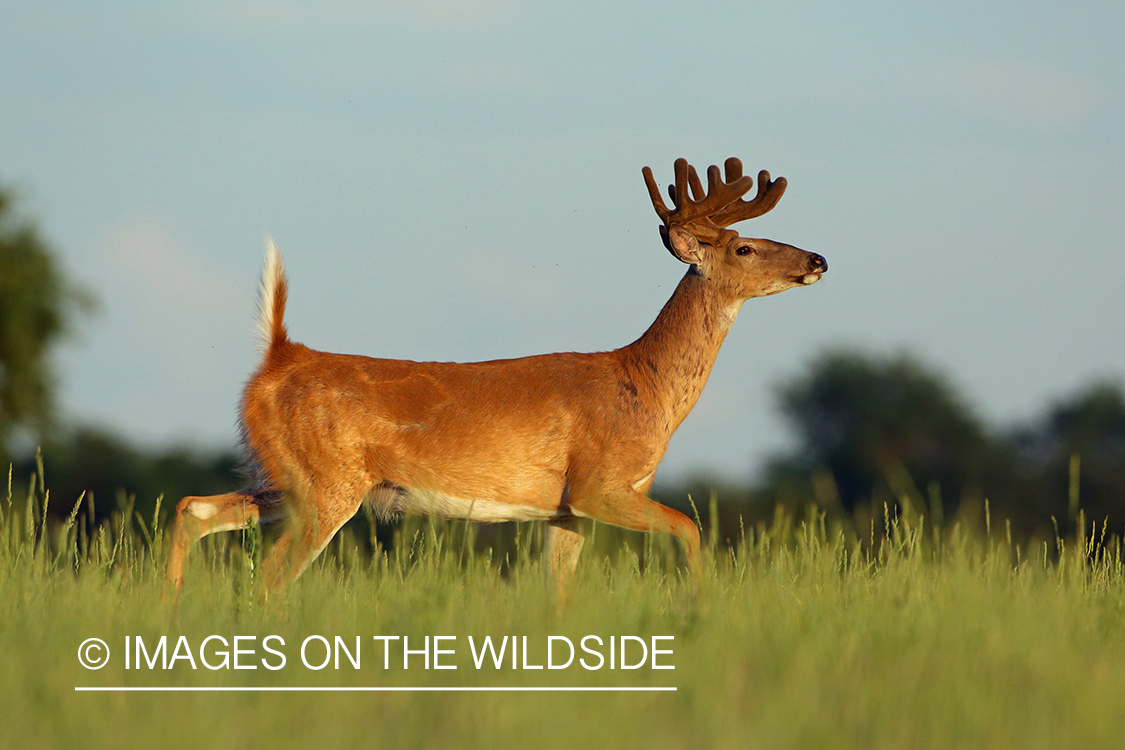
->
[{"left": 166, "top": 157, "right": 826, "bottom": 599}]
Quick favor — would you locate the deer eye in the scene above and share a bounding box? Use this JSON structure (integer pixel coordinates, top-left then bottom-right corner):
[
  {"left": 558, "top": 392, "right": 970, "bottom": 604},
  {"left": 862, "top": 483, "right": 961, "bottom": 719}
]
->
[{"left": 736, "top": 245, "right": 754, "bottom": 256}]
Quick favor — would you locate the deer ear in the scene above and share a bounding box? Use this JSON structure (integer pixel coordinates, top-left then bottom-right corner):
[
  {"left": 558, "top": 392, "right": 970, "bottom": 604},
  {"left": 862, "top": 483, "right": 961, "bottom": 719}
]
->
[{"left": 665, "top": 225, "right": 705, "bottom": 265}]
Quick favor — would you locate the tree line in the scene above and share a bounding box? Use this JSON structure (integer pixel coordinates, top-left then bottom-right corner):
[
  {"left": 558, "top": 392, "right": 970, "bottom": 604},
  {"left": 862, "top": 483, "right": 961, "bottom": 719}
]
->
[{"left": 660, "top": 351, "right": 1125, "bottom": 542}]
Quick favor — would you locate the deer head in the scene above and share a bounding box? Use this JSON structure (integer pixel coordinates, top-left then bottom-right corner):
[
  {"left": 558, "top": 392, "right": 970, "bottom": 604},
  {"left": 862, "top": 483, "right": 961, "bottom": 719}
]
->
[{"left": 643, "top": 157, "right": 826, "bottom": 299}]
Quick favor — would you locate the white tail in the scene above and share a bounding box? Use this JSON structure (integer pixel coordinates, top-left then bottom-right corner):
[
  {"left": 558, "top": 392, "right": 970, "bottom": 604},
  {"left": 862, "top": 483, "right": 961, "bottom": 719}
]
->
[
  {"left": 255, "top": 238, "right": 287, "bottom": 353},
  {"left": 165, "top": 158, "right": 827, "bottom": 601}
]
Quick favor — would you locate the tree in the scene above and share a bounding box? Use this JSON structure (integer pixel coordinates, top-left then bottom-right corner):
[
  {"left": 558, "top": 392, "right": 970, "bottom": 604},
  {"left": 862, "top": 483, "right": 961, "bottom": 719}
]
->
[
  {"left": 1009, "top": 381, "right": 1125, "bottom": 532},
  {"left": 767, "top": 349, "right": 993, "bottom": 511},
  {"left": 0, "top": 187, "right": 92, "bottom": 464}
]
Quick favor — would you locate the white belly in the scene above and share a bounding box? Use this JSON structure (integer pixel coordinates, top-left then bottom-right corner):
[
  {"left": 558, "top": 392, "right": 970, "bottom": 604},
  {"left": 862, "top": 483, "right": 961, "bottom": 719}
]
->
[{"left": 370, "top": 485, "right": 558, "bottom": 523}]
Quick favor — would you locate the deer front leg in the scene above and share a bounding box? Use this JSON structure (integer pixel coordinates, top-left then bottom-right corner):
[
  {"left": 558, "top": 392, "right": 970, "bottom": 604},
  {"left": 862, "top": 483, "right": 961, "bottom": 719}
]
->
[
  {"left": 544, "top": 517, "right": 590, "bottom": 606},
  {"left": 571, "top": 489, "right": 702, "bottom": 591}
]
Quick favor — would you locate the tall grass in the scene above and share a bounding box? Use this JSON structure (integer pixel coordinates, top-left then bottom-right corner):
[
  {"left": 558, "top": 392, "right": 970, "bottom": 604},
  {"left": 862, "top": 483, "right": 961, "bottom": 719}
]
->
[{"left": 2, "top": 464, "right": 1125, "bottom": 750}]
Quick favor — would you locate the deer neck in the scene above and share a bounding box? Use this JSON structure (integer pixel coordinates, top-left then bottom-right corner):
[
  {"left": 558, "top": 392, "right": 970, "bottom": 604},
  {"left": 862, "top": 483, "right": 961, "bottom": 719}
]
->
[{"left": 620, "top": 268, "right": 743, "bottom": 431}]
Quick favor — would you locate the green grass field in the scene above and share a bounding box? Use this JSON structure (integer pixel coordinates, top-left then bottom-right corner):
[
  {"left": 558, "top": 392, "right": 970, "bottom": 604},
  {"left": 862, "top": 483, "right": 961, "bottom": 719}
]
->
[{"left": 3, "top": 468, "right": 1124, "bottom": 750}]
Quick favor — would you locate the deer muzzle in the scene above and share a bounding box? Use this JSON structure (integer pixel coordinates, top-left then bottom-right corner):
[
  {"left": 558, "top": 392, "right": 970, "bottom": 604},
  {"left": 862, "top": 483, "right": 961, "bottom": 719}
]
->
[{"left": 794, "top": 252, "right": 828, "bottom": 286}]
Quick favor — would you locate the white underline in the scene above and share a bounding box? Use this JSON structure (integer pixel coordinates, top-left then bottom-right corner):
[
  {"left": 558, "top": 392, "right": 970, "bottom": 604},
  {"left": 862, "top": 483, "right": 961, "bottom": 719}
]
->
[{"left": 75, "top": 686, "right": 675, "bottom": 692}]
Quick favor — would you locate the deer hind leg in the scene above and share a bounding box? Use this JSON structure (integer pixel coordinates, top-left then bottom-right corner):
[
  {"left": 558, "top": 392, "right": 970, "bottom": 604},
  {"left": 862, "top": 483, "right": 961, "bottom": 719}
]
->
[
  {"left": 258, "top": 486, "right": 366, "bottom": 598},
  {"left": 545, "top": 517, "right": 591, "bottom": 606},
  {"left": 572, "top": 489, "right": 702, "bottom": 590},
  {"left": 164, "top": 489, "right": 285, "bottom": 599}
]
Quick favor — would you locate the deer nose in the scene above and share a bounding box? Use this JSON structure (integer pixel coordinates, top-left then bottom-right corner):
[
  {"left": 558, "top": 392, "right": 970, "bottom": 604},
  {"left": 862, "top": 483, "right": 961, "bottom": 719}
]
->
[{"left": 809, "top": 253, "right": 827, "bottom": 272}]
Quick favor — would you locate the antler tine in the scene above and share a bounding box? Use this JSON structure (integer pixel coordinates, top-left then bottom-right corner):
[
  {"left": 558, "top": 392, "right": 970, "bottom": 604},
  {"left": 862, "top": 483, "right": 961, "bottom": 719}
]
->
[
  {"left": 641, "top": 165, "right": 672, "bottom": 224},
  {"left": 706, "top": 164, "right": 724, "bottom": 202},
  {"left": 723, "top": 157, "right": 744, "bottom": 184},
  {"left": 669, "top": 165, "right": 711, "bottom": 211},
  {"left": 711, "top": 169, "right": 788, "bottom": 227},
  {"left": 687, "top": 165, "right": 705, "bottom": 202},
  {"left": 673, "top": 157, "right": 691, "bottom": 209}
]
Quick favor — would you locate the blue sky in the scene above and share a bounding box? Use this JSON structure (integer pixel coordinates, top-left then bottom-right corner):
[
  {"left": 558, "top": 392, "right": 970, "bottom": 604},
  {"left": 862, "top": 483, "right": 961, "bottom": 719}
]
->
[{"left": 2, "top": 1, "right": 1123, "bottom": 483}]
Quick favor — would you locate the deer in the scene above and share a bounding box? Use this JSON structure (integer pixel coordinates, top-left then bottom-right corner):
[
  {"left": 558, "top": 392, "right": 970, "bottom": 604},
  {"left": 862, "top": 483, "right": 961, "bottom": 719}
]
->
[{"left": 164, "top": 157, "right": 826, "bottom": 601}]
